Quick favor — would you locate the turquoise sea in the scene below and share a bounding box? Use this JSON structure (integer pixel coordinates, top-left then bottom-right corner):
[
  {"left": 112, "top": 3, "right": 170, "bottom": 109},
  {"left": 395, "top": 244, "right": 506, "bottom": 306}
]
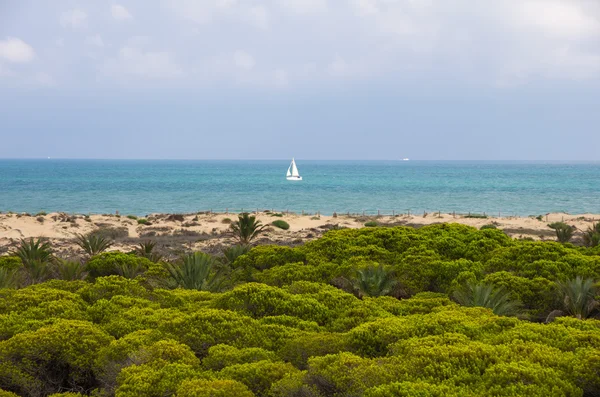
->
[{"left": 0, "top": 160, "right": 599, "bottom": 216}]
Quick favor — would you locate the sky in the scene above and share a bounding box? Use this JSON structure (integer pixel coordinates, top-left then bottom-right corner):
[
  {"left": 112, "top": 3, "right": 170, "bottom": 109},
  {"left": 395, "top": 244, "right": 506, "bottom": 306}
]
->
[{"left": 0, "top": 0, "right": 599, "bottom": 160}]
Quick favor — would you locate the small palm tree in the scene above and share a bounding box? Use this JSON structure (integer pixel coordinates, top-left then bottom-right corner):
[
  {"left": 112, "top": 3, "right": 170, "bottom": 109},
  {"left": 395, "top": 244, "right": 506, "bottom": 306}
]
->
[
  {"left": 0, "top": 268, "right": 19, "bottom": 289},
  {"left": 76, "top": 233, "right": 113, "bottom": 257},
  {"left": 453, "top": 282, "right": 521, "bottom": 316},
  {"left": 230, "top": 213, "right": 267, "bottom": 245},
  {"left": 351, "top": 265, "right": 398, "bottom": 298},
  {"left": 135, "top": 241, "right": 162, "bottom": 262},
  {"left": 54, "top": 258, "right": 88, "bottom": 281},
  {"left": 582, "top": 223, "right": 600, "bottom": 247},
  {"left": 557, "top": 276, "right": 599, "bottom": 319},
  {"left": 548, "top": 222, "right": 574, "bottom": 243},
  {"left": 164, "top": 252, "right": 226, "bottom": 291},
  {"left": 14, "top": 238, "right": 53, "bottom": 284},
  {"left": 221, "top": 244, "right": 251, "bottom": 267}
]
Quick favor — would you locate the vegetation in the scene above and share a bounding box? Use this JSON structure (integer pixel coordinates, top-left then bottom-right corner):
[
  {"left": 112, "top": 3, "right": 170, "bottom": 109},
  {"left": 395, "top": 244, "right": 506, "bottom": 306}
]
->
[
  {"left": 548, "top": 222, "right": 575, "bottom": 243},
  {"left": 583, "top": 223, "right": 600, "bottom": 247},
  {"left": 230, "top": 213, "right": 267, "bottom": 244},
  {"left": 75, "top": 233, "right": 113, "bottom": 257},
  {"left": 1, "top": 224, "right": 600, "bottom": 396},
  {"left": 271, "top": 220, "right": 290, "bottom": 230},
  {"left": 134, "top": 241, "right": 162, "bottom": 262},
  {"left": 137, "top": 218, "right": 150, "bottom": 225},
  {"left": 364, "top": 221, "right": 379, "bottom": 227}
]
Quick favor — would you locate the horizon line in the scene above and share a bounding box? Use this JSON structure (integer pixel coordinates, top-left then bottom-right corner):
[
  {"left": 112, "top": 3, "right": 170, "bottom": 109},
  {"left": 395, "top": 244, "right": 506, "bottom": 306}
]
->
[{"left": 0, "top": 158, "right": 599, "bottom": 162}]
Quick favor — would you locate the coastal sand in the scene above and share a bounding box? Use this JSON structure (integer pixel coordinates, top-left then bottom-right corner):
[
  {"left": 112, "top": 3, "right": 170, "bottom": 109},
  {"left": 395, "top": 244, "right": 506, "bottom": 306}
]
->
[{"left": 1, "top": 211, "right": 598, "bottom": 255}]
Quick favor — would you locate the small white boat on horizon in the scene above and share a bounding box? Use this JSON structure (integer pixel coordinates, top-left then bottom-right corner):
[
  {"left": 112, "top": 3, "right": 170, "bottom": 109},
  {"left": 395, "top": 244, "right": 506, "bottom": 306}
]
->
[{"left": 286, "top": 158, "right": 302, "bottom": 181}]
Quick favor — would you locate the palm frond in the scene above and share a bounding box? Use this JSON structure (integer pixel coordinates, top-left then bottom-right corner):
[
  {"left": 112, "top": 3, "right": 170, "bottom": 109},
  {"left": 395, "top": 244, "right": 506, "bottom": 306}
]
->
[
  {"left": 76, "top": 233, "right": 113, "bottom": 257},
  {"left": 164, "top": 252, "right": 226, "bottom": 292},
  {"left": 453, "top": 282, "right": 521, "bottom": 316},
  {"left": 230, "top": 213, "right": 267, "bottom": 244},
  {"left": 351, "top": 265, "right": 397, "bottom": 298},
  {"left": 557, "top": 276, "right": 599, "bottom": 319}
]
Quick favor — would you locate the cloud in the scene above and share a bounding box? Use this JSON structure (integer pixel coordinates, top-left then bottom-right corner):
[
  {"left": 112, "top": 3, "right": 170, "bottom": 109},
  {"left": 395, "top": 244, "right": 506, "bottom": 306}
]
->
[
  {"left": 274, "top": 69, "right": 289, "bottom": 86},
  {"left": 60, "top": 9, "right": 88, "bottom": 29},
  {"left": 280, "top": 0, "right": 327, "bottom": 14},
  {"left": 111, "top": 4, "right": 133, "bottom": 20},
  {"left": 515, "top": 0, "right": 600, "bottom": 39},
  {"left": 0, "top": 37, "right": 36, "bottom": 63},
  {"left": 233, "top": 50, "right": 255, "bottom": 70},
  {"left": 85, "top": 35, "right": 105, "bottom": 48},
  {"left": 102, "top": 46, "right": 183, "bottom": 79}
]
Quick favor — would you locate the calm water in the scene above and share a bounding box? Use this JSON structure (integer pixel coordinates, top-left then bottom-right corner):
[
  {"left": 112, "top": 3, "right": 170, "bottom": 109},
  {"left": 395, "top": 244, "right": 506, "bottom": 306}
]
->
[{"left": 0, "top": 160, "right": 599, "bottom": 216}]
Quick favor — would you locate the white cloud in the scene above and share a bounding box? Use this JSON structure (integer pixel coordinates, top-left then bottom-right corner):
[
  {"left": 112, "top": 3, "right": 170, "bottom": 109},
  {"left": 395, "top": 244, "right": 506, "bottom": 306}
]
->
[
  {"left": 248, "top": 5, "right": 269, "bottom": 30},
  {"left": 233, "top": 50, "right": 255, "bottom": 70},
  {"left": 103, "top": 46, "right": 183, "bottom": 79},
  {"left": 0, "top": 37, "right": 35, "bottom": 63},
  {"left": 515, "top": 0, "right": 600, "bottom": 39},
  {"left": 60, "top": 9, "right": 88, "bottom": 29},
  {"left": 86, "top": 35, "right": 105, "bottom": 48},
  {"left": 111, "top": 4, "right": 133, "bottom": 21},
  {"left": 280, "top": 0, "right": 327, "bottom": 14}
]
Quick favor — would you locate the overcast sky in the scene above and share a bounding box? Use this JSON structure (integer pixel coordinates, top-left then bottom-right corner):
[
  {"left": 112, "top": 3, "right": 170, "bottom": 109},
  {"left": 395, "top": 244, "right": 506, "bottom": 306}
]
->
[{"left": 1, "top": 0, "right": 599, "bottom": 160}]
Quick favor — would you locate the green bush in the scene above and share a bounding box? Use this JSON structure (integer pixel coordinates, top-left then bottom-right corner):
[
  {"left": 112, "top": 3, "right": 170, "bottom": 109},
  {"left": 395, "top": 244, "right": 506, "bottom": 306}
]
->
[
  {"left": 364, "top": 221, "right": 379, "bottom": 227},
  {"left": 271, "top": 220, "right": 290, "bottom": 230},
  {"left": 480, "top": 224, "right": 497, "bottom": 230},
  {"left": 137, "top": 218, "right": 149, "bottom": 225},
  {"left": 86, "top": 252, "right": 154, "bottom": 279},
  {"left": 126, "top": 215, "right": 138, "bottom": 220},
  {"left": 177, "top": 379, "right": 255, "bottom": 397}
]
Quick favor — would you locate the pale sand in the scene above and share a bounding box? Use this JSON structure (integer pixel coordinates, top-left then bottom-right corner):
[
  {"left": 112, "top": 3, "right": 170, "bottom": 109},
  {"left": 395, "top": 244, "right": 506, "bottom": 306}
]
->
[{"left": 0, "top": 211, "right": 598, "bottom": 255}]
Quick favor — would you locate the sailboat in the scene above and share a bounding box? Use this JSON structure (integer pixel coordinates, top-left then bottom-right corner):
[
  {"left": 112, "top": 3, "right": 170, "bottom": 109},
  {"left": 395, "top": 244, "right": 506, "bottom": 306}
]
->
[{"left": 286, "top": 158, "right": 302, "bottom": 181}]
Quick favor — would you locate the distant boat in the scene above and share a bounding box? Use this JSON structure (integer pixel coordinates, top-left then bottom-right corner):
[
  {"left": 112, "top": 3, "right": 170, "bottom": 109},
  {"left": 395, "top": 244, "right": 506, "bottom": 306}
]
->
[
  {"left": 286, "top": 158, "right": 302, "bottom": 181},
  {"left": 402, "top": 158, "right": 410, "bottom": 161}
]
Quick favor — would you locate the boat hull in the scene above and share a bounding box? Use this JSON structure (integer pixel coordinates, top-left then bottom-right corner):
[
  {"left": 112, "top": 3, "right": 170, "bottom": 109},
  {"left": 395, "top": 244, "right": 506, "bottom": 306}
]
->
[{"left": 286, "top": 176, "right": 303, "bottom": 181}]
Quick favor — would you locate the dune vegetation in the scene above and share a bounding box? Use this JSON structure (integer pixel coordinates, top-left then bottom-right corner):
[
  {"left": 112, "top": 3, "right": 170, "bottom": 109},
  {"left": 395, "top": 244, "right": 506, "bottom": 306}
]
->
[{"left": 0, "top": 219, "right": 600, "bottom": 396}]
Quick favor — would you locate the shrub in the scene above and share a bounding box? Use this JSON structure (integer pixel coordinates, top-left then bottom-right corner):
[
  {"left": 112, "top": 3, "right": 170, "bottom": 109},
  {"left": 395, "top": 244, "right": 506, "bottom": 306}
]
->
[
  {"left": 548, "top": 222, "right": 574, "bottom": 243},
  {"left": 219, "top": 360, "right": 300, "bottom": 397},
  {"left": 137, "top": 218, "right": 150, "bottom": 225},
  {"left": 464, "top": 213, "right": 488, "bottom": 219},
  {"left": 202, "top": 344, "right": 278, "bottom": 371},
  {"left": 230, "top": 213, "right": 267, "bottom": 244},
  {"left": 364, "top": 221, "right": 379, "bottom": 227},
  {"left": 0, "top": 256, "right": 22, "bottom": 271},
  {"left": 271, "top": 220, "right": 290, "bottom": 230},
  {"left": 86, "top": 252, "right": 153, "bottom": 279},
  {"left": 480, "top": 224, "right": 497, "bottom": 230},
  {"left": 164, "top": 252, "right": 227, "bottom": 292},
  {"left": 127, "top": 215, "right": 138, "bottom": 220},
  {"left": 452, "top": 281, "right": 521, "bottom": 316},
  {"left": 177, "top": 379, "right": 255, "bottom": 397},
  {"left": 222, "top": 217, "right": 232, "bottom": 224},
  {"left": 75, "top": 233, "right": 113, "bottom": 257}
]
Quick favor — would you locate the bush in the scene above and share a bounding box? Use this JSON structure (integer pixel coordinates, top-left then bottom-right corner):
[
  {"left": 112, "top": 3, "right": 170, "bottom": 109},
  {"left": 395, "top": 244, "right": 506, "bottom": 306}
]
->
[
  {"left": 177, "top": 379, "right": 255, "bottom": 397},
  {"left": 86, "top": 252, "right": 154, "bottom": 279},
  {"left": 364, "top": 221, "right": 379, "bottom": 227},
  {"left": 127, "top": 215, "right": 138, "bottom": 220},
  {"left": 548, "top": 222, "right": 574, "bottom": 243},
  {"left": 271, "top": 220, "right": 290, "bottom": 230},
  {"left": 137, "top": 218, "right": 150, "bottom": 225},
  {"left": 221, "top": 218, "right": 232, "bottom": 224},
  {"left": 480, "top": 224, "right": 497, "bottom": 230}
]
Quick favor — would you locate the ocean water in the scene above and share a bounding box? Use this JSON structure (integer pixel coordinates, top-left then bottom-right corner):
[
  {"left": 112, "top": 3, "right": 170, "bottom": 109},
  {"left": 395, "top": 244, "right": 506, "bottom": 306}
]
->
[{"left": 0, "top": 160, "right": 599, "bottom": 216}]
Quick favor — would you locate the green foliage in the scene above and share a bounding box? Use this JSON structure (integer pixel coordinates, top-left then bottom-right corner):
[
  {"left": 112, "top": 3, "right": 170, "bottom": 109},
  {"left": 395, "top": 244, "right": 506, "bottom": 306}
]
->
[
  {"left": 165, "top": 252, "right": 227, "bottom": 292},
  {"left": 75, "top": 233, "right": 113, "bottom": 257},
  {"left": 464, "top": 213, "right": 488, "bottom": 219},
  {"left": 583, "top": 223, "right": 600, "bottom": 247},
  {"left": 177, "top": 379, "right": 255, "bottom": 397},
  {"left": 0, "top": 257, "right": 22, "bottom": 271},
  {"left": 480, "top": 223, "right": 497, "bottom": 230},
  {"left": 221, "top": 245, "right": 251, "bottom": 267},
  {"left": 219, "top": 360, "right": 299, "bottom": 397},
  {"left": 202, "top": 344, "right": 278, "bottom": 371},
  {"left": 137, "top": 218, "right": 149, "bottom": 225},
  {"left": 271, "top": 220, "right": 290, "bottom": 230},
  {"left": 13, "top": 238, "right": 53, "bottom": 284},
  {"left": 86, "top": 252, "right": 153, "bottom": 279},
  {"left": 453, "top": 281, "right": 521, "bottom": 316},
  {"left": 54, "top": 258, "right": 88, "bottom": 281},
  {"left": 557, "top": 276, "right": 599, "bottom": 319},
  {"left": 548, "top": 222, "right": 575, "bottom": 243},
  {"left": 364, "top": 221, "right": 379, "bottom": 227},
  {"left": 351, "top": 265, "right": 397, "bottom": 298},
  {"left": 0, "top": 268, "right": 19, "bottom": 289},
  {"left": 126, "top": 215, "right": 138, "bottom": 220},
  {"left": 230, "top": 213, "right": 267, "bottom": 244},
  {"left": 135, "top": 240, "right": 162, "bottom": 262}
]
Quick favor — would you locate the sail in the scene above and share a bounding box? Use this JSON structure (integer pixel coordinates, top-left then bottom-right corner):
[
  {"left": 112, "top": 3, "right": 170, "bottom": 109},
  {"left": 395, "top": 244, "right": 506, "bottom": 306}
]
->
[
  {"left": 286, "top": 165, "right": 292, "bottom": 177},
  {"left": 291, "top": 159, "right": 300, "bottom": 177}
]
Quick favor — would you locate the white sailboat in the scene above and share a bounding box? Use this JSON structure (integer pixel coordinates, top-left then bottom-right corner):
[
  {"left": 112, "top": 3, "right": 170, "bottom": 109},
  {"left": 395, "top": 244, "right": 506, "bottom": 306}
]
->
[{"left": 286, "top": 158, "right": 302, "bottom": 181}]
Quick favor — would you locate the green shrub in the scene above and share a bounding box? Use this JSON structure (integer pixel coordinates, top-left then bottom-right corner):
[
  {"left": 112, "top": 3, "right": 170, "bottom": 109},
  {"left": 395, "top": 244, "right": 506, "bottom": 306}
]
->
[
  {"left": 137, "top": 218, "right": 149, "bottom": 225},
  {"left": 548, "top": 222, "right": 574, "bottom": 243},
  {"left": 86, "top": 252, "right": 153, "bottom": 279},
  {"left": 480, "top": 224, "right": 497, "bottom": 230},
  {"left": 271, "top": 220, "right": 290, "bottom": 230},
  {"left": 0, "top": 256, "right": 22, "bottom": 271},
  {"left": 364, "top": 221, "right": 379, "bottom": 227},
  {"left": 127, "top": 215, "right": 138, "bottom": 220},
  {"left": 177, "top": 379, "right": 255, "bottom": 397},
  {"left": 464, "top": 213, "right": 488, "bottom": 219},
  {"left": 221, "top": 217, "right": 232, "bottom": 224}
]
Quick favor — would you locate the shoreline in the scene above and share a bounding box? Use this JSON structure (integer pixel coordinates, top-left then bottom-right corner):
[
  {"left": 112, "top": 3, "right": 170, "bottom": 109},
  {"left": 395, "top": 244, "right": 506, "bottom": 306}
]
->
[{"left": 1, "top": 211, "right": 598, "bottom": 258}]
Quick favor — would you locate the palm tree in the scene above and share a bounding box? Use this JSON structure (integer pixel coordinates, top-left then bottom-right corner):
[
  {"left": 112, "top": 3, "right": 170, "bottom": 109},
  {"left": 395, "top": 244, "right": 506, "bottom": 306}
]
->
[
  {"left": 0, "top": 268, "right": 19, "bottom": 289},
  {"left": 582, "top": 223, "right": 600, "bottom": 247},
  {"left": 135, "top": 240, "right": 162, "bottom": 262},
  {"left": 547, "top": 222, "right": 574, "bottom": 243},
  {"left": 351, "top": 265, "right": 398, "bottom": 298},
  {"left": 221, "top": 244, "right": 251, "bottom": 267},
  {"left": 54, "top": 258, "right": 88, "bottom": 281},
  {"left": 230, "top": 213, "right": 267, "bottom": 245},
  {"left": 453, "top": 282, "right": 521, "bottom": 316},
  {"left": 164, "top": 252, "right": 226, "bottom": 291},
  {"left": 14, "top": 238, "right": 53, "bottom": 284},
  {"left": 556, "top": 276, "right": 599, "bottom": 319},
  {"left": 76, "top": 233, "right": 113, "bottom": 257}
]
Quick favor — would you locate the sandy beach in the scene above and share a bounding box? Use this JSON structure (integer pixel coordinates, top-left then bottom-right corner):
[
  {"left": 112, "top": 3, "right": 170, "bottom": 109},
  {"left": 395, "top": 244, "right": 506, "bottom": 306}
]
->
[{"left": 0, "top": 210, "right": 598, "bottom": 258}]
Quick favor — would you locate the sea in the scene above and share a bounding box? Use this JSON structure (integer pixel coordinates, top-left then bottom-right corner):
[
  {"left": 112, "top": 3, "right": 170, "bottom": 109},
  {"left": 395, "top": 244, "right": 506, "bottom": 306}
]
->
[{"left": 0, "top": 159, "right": 599, "bottom": 217}]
